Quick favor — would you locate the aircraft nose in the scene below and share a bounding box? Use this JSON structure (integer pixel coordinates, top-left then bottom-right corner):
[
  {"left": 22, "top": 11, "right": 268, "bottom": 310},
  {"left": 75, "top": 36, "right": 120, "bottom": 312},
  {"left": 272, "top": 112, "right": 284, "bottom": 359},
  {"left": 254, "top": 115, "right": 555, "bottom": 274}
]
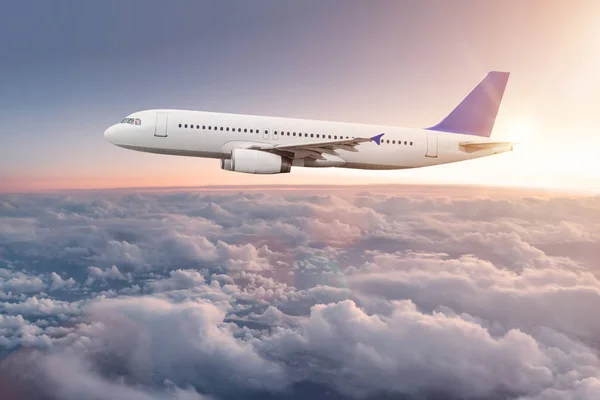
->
[{"left": 104, "top": 124, "right": 118, "bottom": 144}]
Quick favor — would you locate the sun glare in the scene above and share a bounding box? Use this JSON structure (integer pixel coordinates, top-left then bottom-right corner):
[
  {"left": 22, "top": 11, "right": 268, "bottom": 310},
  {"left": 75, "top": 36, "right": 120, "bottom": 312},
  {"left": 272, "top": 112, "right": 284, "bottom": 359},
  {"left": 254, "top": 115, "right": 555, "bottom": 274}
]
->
[{"left": 505, "top": 118, "right": 537, "bottom": 144}]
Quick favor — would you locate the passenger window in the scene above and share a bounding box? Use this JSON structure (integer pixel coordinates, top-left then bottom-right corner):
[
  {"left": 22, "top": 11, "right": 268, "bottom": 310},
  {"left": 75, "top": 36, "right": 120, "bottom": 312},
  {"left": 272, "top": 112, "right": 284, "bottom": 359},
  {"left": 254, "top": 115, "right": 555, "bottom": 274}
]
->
[
  {"left": 310, "top": 134, "right": 314, "bottom": 138},
  {"left": 404, "top": 141, "right": 407, "bottom": 145},
  {"left": 178, "top": 124, "right": 182, "bottom": 128}
]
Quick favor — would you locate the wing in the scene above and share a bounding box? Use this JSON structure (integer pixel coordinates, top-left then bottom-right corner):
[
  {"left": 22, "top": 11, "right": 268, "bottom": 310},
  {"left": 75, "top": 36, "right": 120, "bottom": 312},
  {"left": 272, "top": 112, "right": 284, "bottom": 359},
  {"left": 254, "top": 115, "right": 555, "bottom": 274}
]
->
[{"left": 250, "top": 134, "right": 384, "bottom": 160}]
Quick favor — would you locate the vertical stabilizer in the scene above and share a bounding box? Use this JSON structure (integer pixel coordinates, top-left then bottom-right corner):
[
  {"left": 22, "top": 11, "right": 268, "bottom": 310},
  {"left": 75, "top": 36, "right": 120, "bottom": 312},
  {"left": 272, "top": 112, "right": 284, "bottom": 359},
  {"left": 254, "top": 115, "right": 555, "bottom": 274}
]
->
[{"left": 427, "top": 71, "right": 510, "bottom": 137}]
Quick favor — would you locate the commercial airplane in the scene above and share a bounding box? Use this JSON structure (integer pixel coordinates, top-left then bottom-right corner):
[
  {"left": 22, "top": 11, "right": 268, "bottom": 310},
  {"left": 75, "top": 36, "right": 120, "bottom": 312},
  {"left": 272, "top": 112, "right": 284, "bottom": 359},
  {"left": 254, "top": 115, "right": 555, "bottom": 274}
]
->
[{"left": 104, "top": 71, "right": 513, "bottom": 174}]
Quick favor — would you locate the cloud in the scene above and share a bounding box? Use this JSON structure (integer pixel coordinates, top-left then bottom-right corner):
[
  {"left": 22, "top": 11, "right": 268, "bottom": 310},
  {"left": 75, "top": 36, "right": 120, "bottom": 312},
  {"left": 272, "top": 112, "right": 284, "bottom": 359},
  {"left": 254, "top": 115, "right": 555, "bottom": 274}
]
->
[
  {"left": 0, "top": 296, "right": 81, "bottom": 317},
  {"left": 85, "top": 297, "right": 288, "bottom": 391},
  {"left": 348, "top": 253, "right": 600, "bottom": 344},
  {"left": 0, "top": 350, "right": 212, "bottom": 400},
  {"left": 148, "top": 269, "right": 206, "bottom": 292},
  {"left": 0, "top": 188, "right": 599, "bottom": 399},
  {"left": 91, "top": 240, "right": 147, "bottom": 269},
  {"left": 260, "top": 299, "right": 554, "bottom": 398},
  {"left": 85, "top": 265, "right": 132, "bottom": 286},
  {"left": 0, "top": 270, "right": 46, "bottom": 294},
  {"left": 49, "top": 272, "right": 77, "bottom": 291}
]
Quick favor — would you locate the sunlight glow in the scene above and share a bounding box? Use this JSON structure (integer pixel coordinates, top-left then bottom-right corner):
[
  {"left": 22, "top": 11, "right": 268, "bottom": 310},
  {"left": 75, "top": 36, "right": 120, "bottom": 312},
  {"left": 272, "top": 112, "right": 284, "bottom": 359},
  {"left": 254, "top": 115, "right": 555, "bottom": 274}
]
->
[{"left": 505, "top": 118, "right": 537, "bottom": 145}]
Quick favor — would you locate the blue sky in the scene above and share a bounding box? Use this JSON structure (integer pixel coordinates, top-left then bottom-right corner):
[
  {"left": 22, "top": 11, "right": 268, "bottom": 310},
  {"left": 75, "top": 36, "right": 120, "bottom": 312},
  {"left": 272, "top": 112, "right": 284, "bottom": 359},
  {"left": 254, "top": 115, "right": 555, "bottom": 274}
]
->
[{"left": 1, "top": 1, "right": 599, "bottom": 192}]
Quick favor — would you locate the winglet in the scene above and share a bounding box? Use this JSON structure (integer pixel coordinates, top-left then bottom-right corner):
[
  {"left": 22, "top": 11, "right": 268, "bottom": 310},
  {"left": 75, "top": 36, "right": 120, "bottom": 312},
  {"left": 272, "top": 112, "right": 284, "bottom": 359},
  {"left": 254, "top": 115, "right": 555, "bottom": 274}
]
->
[{"left": 370, "top": 133, "right": 384, "bottom": 145}]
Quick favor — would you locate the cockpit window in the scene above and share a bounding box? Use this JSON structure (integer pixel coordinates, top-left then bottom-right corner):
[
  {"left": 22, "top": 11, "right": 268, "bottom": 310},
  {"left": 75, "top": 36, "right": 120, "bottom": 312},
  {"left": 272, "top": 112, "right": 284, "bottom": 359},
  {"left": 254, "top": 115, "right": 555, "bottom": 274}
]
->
[{"left": 120, "top": 118, "right": 141, "bottom": 125}]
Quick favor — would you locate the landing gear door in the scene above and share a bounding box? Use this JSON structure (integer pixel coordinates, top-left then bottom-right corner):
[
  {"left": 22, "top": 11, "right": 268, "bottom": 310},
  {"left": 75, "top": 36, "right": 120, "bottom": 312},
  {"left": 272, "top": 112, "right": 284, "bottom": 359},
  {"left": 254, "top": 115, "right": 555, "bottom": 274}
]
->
[
  {"left": 155, "top": 113, "right": 168, "bottom": 137},
  {"left": 425, "top": 133, "right": 438, "bottom": 158}
]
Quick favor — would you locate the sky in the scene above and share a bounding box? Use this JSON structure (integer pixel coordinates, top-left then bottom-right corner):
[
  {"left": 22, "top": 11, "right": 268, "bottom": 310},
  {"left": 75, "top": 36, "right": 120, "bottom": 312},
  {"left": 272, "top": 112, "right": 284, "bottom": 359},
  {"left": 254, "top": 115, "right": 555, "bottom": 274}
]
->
[
  {"left": 1, "top": 0, "right": 600, "bottom": 192},
  {"left": 4, "top": 3, "right": 600, "bottom": 398},
  {"left": 1, "top": 186, "right": 600, "bottom": 400}
]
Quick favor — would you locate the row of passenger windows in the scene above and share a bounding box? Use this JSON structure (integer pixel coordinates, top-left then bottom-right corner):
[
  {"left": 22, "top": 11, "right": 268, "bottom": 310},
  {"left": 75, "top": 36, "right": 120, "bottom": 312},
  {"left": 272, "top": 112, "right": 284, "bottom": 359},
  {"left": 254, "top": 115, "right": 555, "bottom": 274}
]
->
[
  {"left": 276, "top": 131, "right": 351, "bottom": 140},
  {"left": 383, "top": 139, "right": 413, "bottom": 146},
  {"left": 179, "top": 123, "right": 260, "bottom": 133},
  {"left": 177, "top": 123, "right": 352, "bottom": 139},
  {"left": 177, "top": 122, "right": 413, "bottom": 145}
]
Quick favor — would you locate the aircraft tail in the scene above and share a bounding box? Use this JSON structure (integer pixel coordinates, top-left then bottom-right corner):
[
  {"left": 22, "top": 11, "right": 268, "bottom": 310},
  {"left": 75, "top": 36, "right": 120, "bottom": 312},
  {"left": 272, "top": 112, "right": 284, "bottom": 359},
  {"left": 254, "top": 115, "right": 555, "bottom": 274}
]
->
[{"left": 427, "top": 71, "right": 510, "bottom": 137}]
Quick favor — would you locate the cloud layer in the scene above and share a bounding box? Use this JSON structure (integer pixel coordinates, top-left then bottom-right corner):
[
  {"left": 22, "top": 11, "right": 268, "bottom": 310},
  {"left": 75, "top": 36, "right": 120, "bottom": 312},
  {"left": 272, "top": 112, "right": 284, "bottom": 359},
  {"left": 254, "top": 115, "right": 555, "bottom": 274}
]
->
[{"left": 1, "top": 187, "right": 599, "bottom": 400}]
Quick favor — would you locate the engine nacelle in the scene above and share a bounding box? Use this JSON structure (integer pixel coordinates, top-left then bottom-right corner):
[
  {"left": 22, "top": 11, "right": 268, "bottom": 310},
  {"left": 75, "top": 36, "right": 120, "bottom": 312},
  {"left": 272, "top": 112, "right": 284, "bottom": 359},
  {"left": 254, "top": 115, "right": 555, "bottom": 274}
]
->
[{"left": 221, "top": 149, "right": 292, "bottom": 174}]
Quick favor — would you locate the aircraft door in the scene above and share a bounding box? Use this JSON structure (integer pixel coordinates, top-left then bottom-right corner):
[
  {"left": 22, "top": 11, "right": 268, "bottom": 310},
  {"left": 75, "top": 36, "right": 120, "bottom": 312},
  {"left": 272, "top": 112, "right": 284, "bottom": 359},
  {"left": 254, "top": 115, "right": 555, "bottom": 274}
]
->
[
  {"left": 273, "top": 129, "right": 279, "bottom": 140},
  {"left": 263, "top": 128, "right": 270, "bottom": 140},
  {"left": 155, "top": 112, "right": 168, "bottom": 137},
  {"left": 425, "top": 134, "right": 438, "bottom": 158}
]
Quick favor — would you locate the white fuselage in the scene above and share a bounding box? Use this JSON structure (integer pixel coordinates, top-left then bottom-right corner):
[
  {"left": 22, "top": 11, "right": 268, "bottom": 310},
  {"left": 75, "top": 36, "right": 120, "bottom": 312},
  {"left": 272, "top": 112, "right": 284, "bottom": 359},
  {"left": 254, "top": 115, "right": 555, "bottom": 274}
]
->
[{"left": 104, "top": 109, "right": 512, "bottom": 171}]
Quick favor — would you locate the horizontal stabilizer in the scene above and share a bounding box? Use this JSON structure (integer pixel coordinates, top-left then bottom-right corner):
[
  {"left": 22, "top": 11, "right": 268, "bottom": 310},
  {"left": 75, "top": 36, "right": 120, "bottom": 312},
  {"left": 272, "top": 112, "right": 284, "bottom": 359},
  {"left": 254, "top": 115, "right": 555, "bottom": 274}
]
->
[{"left": 459, "top": 141, "right": 516, "bottom": 153}]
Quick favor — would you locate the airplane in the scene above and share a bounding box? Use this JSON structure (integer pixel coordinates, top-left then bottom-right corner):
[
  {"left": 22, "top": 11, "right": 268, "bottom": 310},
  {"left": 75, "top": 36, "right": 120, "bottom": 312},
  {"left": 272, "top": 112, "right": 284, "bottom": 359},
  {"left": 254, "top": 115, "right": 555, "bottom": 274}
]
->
[{"left": 104, "top": 71, "right": 514, "bottom": 174}]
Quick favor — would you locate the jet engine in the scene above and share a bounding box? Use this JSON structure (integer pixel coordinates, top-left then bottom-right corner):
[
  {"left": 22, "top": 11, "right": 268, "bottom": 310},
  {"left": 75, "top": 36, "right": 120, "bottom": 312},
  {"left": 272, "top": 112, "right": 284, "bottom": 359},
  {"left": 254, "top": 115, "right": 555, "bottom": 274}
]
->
[{"left": 221, "top": 149, "right": 292, "bottom": 174}]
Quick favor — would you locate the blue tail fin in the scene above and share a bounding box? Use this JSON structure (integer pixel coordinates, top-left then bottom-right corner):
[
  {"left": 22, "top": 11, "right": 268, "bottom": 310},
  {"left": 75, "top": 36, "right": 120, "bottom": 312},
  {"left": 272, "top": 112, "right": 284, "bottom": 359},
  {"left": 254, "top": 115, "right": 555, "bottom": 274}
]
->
[{"left": 427, "top": 71, "right": 510, "bottom": 137}]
